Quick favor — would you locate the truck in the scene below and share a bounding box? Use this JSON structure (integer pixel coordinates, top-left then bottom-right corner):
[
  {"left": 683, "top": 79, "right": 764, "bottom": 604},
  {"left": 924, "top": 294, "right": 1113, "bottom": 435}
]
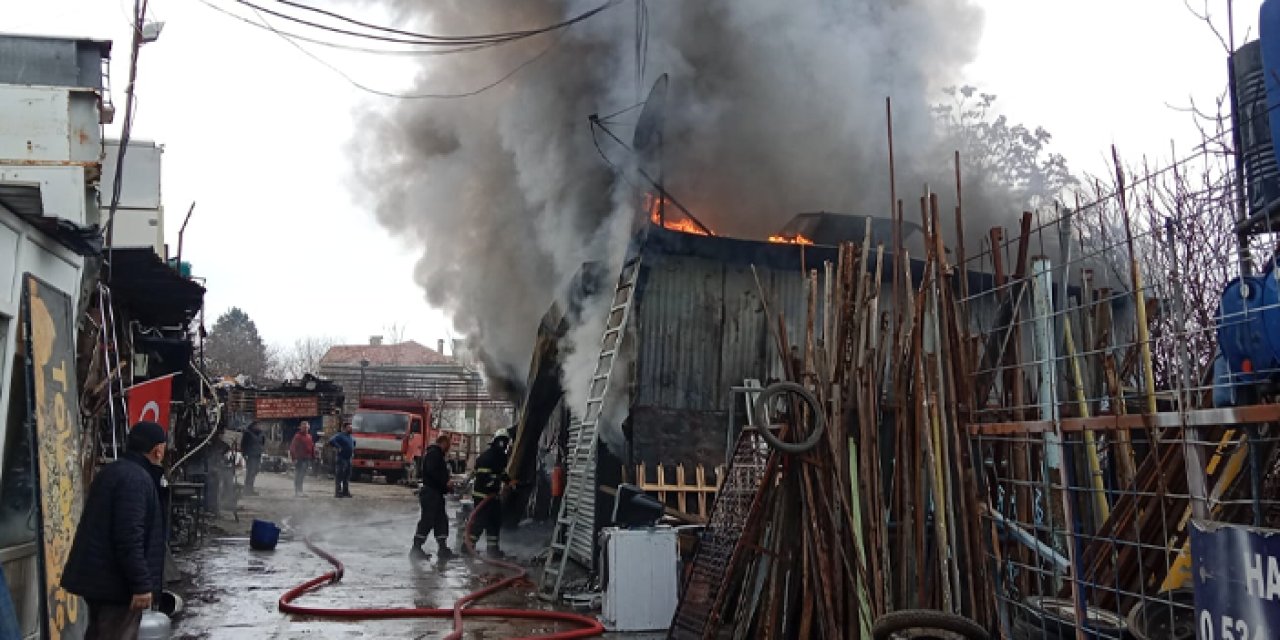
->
[{"left": 349, "top": 397, "right": 438, "bottom": 484}]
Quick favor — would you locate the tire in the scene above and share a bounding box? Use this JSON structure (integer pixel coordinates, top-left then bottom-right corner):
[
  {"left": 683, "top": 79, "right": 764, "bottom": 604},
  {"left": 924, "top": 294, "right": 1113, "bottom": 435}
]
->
[
  {"left": 751, "top": 381, "right": 827, "bottom": 454},
  {"left": 872, "top": 609, "right": 991, "bottom": 640},
  {"left": 384, "top": 470, "right": 406, "bottom": 485},
  {"left": 1012, "top": 616, "right": 1064, "bottom": 640},
  {"left": 1018, "top": 597, "right": 1127, "bottom": 640}
]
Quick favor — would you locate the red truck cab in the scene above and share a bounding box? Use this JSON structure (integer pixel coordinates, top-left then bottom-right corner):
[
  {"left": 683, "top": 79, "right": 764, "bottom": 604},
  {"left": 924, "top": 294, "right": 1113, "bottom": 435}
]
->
[{"left": 349, "top": 397, "right": 436, "bottom": 484}]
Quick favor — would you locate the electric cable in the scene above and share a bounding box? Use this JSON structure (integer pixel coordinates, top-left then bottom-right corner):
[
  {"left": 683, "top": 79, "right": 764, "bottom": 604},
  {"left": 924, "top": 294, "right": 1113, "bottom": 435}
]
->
[
  {"left": 192, "top": 0, "right": 500, "bottom": 56},
  {"left": 277, "top": 496, "right": 605, "bottom": 639},
  {"left": 269, "top": 0, "right": 623, "bottom": 44},
  {"left": 259, "top": 8, "right": 567, "bottom": 100}
]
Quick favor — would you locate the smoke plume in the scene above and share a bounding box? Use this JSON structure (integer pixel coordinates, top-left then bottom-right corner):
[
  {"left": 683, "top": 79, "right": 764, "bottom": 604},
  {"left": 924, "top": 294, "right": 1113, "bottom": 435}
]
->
[{"left": 352, "top": 0, "right": 988, "bottom": 410}]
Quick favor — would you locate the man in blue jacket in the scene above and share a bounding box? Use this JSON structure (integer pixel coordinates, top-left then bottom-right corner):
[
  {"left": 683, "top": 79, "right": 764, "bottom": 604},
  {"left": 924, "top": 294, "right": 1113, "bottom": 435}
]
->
[
  {"left": 328, "top": 423, "right": 355, "bottom": 498},
  {"left": 62, "top": 421, "right": 167, "bottom": 639}
]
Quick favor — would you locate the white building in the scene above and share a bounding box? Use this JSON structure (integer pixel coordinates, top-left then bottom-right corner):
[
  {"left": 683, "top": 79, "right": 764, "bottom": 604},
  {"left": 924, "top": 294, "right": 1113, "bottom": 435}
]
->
[{"left": 0, "top": 33, "right": 111, "bottom": 640}]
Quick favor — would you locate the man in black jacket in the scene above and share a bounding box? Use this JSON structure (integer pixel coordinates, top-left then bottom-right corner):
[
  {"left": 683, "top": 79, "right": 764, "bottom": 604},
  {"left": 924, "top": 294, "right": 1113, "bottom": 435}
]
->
[
  {"left": 240, "top": 422, "right": 265, "bottom": 495},
  {"left": 467, "top": 430, "right": 511, "bottom": 558},
  {"left": 411, "top": 434, "right": 454, "bottom": 560},
  {"left": 62, "top": 421, "right": 167, "bottom": 639}
]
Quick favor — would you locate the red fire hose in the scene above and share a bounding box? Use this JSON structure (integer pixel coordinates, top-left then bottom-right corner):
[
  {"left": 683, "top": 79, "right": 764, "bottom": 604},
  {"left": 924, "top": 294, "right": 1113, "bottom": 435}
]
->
[{"left": 278, "top": 496, "right": 604, "bottom": 640}]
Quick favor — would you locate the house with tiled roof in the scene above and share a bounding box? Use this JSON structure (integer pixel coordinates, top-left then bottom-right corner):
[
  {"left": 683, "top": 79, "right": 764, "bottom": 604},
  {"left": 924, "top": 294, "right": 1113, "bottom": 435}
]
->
[{"left": 319, "top": 338, "right": 453, "bottom": 368}]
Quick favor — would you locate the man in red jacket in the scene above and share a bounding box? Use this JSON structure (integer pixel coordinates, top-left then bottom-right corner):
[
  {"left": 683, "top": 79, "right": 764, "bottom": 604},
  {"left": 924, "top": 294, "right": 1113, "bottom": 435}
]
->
[{"left": 290, "top": 422, "right": 316, "bottom": 497}]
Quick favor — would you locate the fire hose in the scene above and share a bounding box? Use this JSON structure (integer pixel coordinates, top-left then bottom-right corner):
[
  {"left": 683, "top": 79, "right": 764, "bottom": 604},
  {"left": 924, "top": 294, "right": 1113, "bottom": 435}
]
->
[{"left": 278, "top": 496, "right": 605, "bottom": 639}]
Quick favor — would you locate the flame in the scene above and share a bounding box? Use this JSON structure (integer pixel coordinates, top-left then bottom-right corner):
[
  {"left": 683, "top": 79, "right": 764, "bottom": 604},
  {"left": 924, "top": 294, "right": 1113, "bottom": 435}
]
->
[
  {"left": 645, "top": 193, "right": 711, "bottom": 236},
  {"left": 768, "top": 233, "right": 815, "bottom": 245}
]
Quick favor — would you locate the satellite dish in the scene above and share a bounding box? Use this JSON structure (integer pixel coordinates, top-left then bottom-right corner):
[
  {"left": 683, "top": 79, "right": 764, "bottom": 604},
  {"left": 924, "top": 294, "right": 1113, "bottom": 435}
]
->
[{"left": 632, "top": 74, "right": 668, "bottom": 156}]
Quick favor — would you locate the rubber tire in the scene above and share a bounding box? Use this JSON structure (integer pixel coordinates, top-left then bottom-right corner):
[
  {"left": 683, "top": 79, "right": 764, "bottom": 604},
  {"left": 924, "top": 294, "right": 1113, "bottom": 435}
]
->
[
  {"left": 1018, "top": 597, "right": 1127, "bottom": 639},
  {"left": 751, "top": 381, "right": 827, "bottom": 454},
  {"left": 1012, "top": 616, "right": 1065, "bottom": 640},
  {"left": 872, "top": 609, "right": 991, "bottom": 640}
]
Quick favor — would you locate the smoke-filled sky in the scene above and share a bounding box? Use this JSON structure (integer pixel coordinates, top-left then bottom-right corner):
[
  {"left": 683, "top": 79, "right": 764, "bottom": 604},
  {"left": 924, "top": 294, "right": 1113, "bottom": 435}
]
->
[
  {"left": 6, "top": 0, "right": 1263, "bottom": 373},
  {"left": 351, "top": 0, "right": 1034, "bottom": 384}
]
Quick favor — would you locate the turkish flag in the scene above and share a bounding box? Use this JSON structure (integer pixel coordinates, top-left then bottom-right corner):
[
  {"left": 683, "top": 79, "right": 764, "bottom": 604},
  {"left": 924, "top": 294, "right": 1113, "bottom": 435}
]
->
[{"left": 125, "top": 373, "right": 178, "bottom": 432}]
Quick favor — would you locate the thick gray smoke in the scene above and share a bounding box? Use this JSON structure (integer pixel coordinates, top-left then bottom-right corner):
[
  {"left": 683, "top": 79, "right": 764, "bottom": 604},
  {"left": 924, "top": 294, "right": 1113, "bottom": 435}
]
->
[{"left": 352, "top": 0, "right": 990, "bottom": 423}]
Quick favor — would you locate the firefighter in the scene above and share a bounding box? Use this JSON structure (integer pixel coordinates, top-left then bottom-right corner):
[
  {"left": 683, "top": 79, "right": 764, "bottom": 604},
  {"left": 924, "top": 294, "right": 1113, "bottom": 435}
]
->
[
  {"left": 466, "top": 429, "right": 511, "bottom": 558},
  {"left": 411, "top": 434, "right": 454, "bottom": 560}
]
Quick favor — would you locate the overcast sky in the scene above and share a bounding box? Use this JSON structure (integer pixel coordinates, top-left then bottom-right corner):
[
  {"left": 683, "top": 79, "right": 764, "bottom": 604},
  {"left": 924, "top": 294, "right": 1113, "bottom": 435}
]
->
[{"left": 6, "top": 0, "right": 1261, "bottom": 352}]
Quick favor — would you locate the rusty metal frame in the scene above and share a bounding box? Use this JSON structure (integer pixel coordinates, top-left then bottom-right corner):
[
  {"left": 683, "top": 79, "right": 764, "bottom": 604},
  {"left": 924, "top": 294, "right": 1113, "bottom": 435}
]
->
[{"left": 967, "top": 404, "right": 1280, "bottom": 435}]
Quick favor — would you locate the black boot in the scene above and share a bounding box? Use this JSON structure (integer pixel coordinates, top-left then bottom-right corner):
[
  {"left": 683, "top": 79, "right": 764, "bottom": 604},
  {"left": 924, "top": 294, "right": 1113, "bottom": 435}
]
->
[{"left": 436, "top": 544, "right": 455, "bottom": 559}]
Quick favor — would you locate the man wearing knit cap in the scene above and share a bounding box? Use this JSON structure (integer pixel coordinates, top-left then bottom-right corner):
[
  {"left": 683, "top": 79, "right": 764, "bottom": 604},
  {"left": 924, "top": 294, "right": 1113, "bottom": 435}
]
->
[{"left": 62, "top": 421, "right": 168, "bottom": 639}]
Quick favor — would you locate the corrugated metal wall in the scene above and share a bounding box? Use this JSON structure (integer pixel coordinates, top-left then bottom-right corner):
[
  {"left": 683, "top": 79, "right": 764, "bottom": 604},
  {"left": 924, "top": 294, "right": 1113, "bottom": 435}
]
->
[{"left": 633, "top": 252, "right": 834, "bottom": 415}]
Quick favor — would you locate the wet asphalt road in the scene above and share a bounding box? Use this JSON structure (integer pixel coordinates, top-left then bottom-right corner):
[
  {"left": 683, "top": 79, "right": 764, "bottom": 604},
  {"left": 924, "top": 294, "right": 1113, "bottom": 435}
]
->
[{"left": 169, "top": 470, "right": 655, "bottom": 639}]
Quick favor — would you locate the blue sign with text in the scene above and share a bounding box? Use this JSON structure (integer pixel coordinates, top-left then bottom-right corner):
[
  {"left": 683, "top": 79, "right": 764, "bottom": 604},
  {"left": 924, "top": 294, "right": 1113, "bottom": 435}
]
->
[{"left": 1191, "top": 520, "right": 1280, "bottom": 640}]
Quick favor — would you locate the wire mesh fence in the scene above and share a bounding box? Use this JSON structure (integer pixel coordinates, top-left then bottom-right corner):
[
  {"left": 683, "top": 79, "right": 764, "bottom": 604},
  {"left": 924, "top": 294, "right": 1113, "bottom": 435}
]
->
[{"left": 958, "top": 121, "right": 1280, "bottom": 637}]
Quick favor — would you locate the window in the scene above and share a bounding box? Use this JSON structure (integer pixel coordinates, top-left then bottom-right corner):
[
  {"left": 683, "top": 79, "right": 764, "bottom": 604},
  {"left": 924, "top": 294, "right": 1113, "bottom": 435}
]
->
[{"left": 0, "top": 316, "right": 37, "bottom": 548}]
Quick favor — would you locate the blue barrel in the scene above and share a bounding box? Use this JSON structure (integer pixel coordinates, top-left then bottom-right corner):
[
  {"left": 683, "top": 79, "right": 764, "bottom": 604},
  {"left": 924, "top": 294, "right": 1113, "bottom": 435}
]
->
[
  {"left": 1218, "top": 260, "right": 1280, "bottom": 380},
  {"left": 250, "top": 519, "right": 280, "bottom": 550}
]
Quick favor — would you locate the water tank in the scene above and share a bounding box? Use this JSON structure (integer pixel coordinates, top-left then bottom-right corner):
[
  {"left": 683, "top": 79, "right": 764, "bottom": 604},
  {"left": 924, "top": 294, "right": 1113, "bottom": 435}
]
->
[
  {"left": 1217, "top": 263, "right": 1280, "bottom": 379},
  {"left": 1232, "top": 39, "right": 1280, "bottom": 227},
  {"left": 1263, "top": 1, "right": 1280, "bottom": 168}
]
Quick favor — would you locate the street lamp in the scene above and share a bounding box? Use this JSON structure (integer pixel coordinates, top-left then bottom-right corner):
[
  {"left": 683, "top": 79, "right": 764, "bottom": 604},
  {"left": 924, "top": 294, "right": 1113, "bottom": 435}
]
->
[{"left": 359, "top": 358, "right": 369, "bottom": 399}]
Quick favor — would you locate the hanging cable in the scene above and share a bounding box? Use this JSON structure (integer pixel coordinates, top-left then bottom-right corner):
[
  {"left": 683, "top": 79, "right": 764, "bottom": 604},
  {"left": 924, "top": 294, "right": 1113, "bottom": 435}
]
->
[
  {"left": 267, "top": 0, "right": 623, "bottom": 44},
  {"left": 192, "top": 0, "right": 501, "bottom": 55},
  {"left": 251, "top": 4, "right": 569, "bottom": 100}
]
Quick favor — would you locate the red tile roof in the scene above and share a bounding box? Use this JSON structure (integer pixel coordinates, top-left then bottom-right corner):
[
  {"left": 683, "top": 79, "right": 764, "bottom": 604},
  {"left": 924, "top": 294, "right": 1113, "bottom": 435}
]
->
[{"left": 320, "top": 341, "right": 453, "bottom": 367}]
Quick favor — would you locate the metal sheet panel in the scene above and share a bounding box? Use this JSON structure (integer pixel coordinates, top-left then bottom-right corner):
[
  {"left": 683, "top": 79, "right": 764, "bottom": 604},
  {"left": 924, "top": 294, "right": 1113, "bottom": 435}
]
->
[
  {"left": 634, "top": 255, "right": 724, "bottom": 411},
  {"left": 0, "top": 36, "right": 107, "bottom": 89},
  {"left": 0, "top": 166, "right": 89, "bottom": 227},
  {"left": 100, "top": 140, "right": 162, "bottom": 209},
  {"left": 719, "top": 264, "right": 768, "bottom": 396},
  {"left": 0, "top": 86, "right": 101, "bottom": 168}
]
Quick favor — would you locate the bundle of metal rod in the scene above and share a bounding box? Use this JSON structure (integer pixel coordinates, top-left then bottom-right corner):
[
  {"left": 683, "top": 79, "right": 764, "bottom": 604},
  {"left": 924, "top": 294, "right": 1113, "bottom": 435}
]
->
[{"left": 674, "top": 199, "right": 994, "bottom": 638}]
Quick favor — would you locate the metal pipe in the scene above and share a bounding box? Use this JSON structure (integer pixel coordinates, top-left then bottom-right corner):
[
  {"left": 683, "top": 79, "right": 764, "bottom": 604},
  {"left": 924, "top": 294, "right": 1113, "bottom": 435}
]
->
[
  {"left": 1031, "top": 258, "right": 1061, "bottom": 468},
  {"left": 175, "top": 201, "right": 196, "bottom": 267},
  {"left": 1167, "top": 220, "right": 1209, "bottom": 519},
  {"left": 1063, "top": 317, "right": 1109, "bottom": 523},
  {"left": 984, "top": 506, "right": 1071, "bottom": 572}
]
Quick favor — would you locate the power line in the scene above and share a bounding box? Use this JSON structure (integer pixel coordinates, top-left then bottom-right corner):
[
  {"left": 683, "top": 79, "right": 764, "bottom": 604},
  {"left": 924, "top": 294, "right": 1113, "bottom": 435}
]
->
[
  {"left": 272, "top": 0, "right": 623, "bottom": 44},
  {"left": 253, "top": 5, "right": 569, "bottom": 100},
  {"left": 233, "top": 0, "right": 621, "bottom": 46},
  {"left": 192, "top": 0, "right": 500, "bottom": 56}
]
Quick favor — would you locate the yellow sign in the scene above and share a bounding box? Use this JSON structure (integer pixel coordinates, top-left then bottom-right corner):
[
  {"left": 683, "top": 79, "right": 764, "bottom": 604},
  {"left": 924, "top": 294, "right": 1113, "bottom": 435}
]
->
[{"left": 22, "top": 275, "right": 87, "bottom": 639}]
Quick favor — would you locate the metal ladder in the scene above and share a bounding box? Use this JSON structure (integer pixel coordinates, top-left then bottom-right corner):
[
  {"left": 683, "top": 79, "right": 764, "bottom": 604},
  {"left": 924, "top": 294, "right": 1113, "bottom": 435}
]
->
[{"left": 538, "top": 257, "right": 642, "bottom": 601}]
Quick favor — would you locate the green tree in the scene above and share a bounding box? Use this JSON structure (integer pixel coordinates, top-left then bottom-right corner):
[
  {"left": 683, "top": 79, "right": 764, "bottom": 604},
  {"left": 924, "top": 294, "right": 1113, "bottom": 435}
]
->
[{"left": 204, "top": 307, "right": 268, "bottom": 379}]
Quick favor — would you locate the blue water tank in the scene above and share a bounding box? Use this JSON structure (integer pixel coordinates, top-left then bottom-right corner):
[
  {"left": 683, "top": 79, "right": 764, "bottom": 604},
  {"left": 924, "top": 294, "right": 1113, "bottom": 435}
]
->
[
  {"left": 1217, "top": 264, "right": 1280, "bottom": 378},
  {"left": 1264, "top": 0, "right": 1280, "bottom": 169},
  {"left": 1235, "top": 37, "right": 1280, "bottom": 223}
]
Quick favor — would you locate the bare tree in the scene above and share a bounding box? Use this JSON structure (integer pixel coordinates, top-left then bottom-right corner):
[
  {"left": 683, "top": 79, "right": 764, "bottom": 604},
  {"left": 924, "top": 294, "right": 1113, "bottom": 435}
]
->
[
  {"left": 269, "top": 336, "right": 340, "bottom": 380},
  {"left": 383, "top": 322, "right": 408, "bottom": 345},
  {"left": 1073, "top": 92, "right": 1241, "bottom": 392}
]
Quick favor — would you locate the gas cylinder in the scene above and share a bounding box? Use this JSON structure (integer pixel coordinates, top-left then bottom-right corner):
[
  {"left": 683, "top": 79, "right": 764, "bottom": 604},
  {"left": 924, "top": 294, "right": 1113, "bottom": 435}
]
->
[
  {"left": 551, "top": 466, "right": 565, "bottom": 498},
  {"left": 137, "top": 610, "right": 171, "bottom": 640}
]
